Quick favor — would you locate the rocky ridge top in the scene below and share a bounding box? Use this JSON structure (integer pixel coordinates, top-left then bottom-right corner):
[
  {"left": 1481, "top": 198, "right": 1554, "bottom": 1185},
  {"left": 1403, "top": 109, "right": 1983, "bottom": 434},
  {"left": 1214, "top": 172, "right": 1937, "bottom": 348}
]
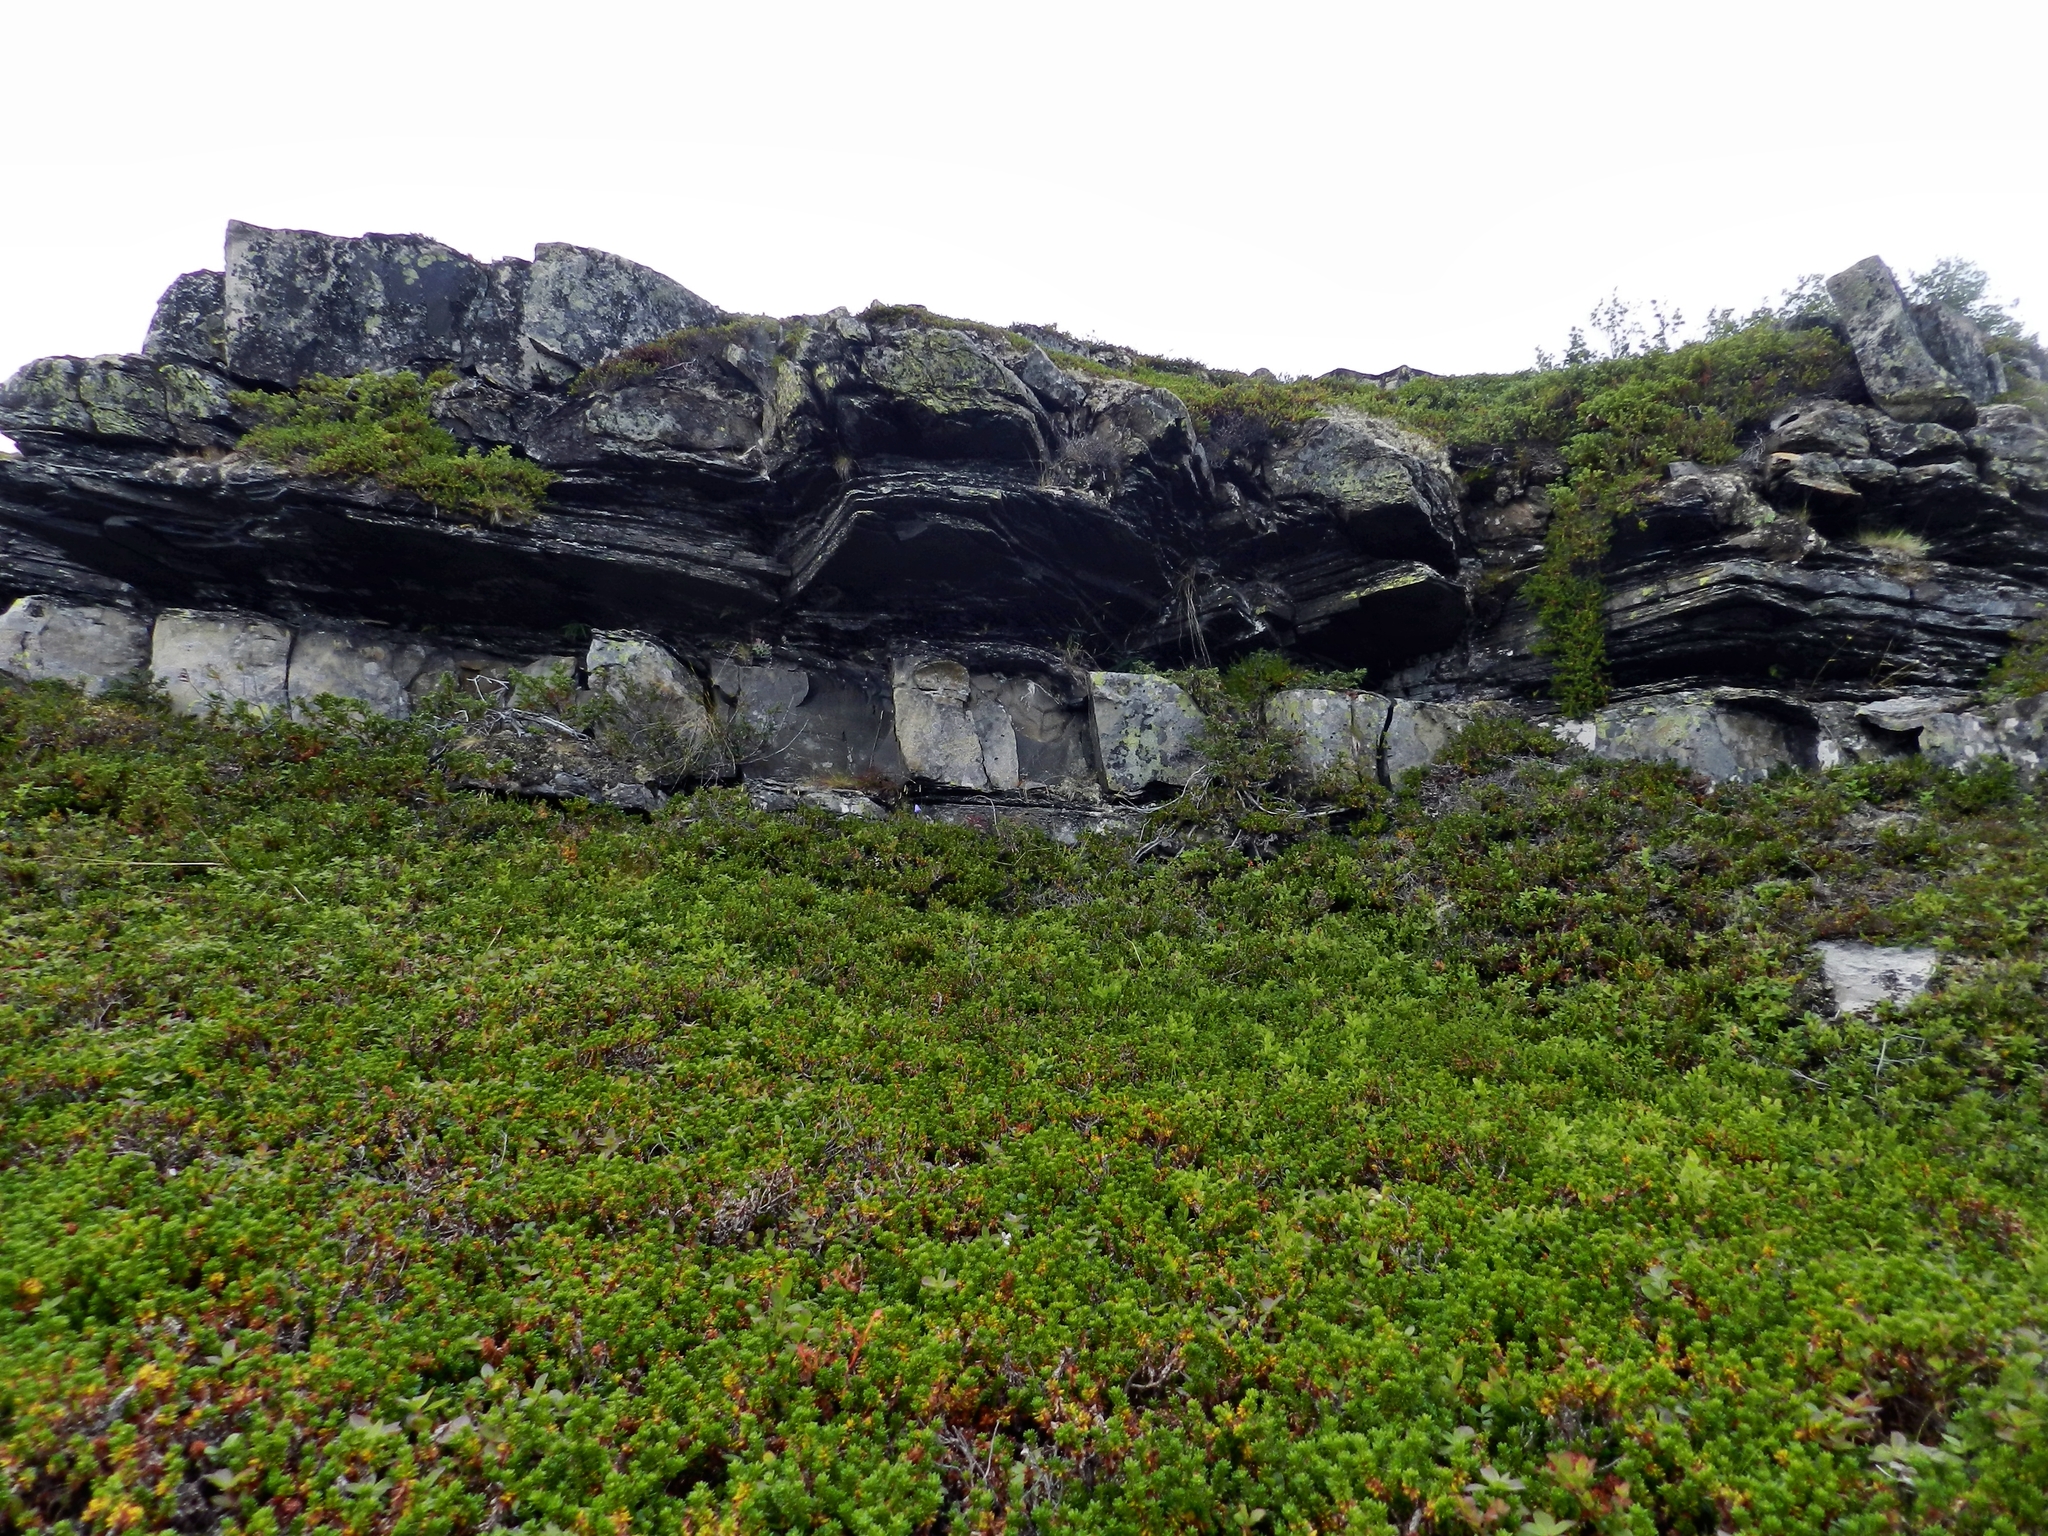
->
[{"left": 3, "top": 223, "right": 2046, "bottom": 814}]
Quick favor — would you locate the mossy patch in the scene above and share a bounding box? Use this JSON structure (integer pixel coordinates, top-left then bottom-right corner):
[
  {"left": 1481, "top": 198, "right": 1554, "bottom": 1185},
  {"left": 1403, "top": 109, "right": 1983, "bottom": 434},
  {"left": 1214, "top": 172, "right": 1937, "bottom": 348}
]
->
[{"left": 232, "top": 370, "right": 555, "bottom": 526}]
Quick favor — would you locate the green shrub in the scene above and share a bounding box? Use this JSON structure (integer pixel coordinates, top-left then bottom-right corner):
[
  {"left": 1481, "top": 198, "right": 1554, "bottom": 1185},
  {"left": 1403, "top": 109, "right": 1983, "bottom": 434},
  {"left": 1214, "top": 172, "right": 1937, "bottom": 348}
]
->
[
  {"left": 233, "top": 371, "right": 555, "bottom": 526},
  {"left": 3, "top": 684, "right": 2046, "bottom": 1533},
  {"left": 1986, "top": 619, "right": 2048, "bottom": 700}
]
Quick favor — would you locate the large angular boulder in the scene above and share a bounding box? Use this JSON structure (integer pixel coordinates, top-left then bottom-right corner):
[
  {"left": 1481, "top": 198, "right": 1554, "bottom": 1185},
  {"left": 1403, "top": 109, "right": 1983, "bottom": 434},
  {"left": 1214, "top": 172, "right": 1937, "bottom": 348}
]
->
[
  {"left": 287, "top": 627, "right": 431, "bottom": 718},
  {"left": 1911, "top": 302, "right": 2007, "bottom": 406},
  {"left": 844, "top": 328, "right": 1047, "bottom": 464},
  {"left": 1825, "top": 257, "right": 1975, "bottom": 427},
  {"left": 151, "top": 609, "right": 292, "bottom": 715},
  {"left": 224, "top": 221, "right": 494, "bottom": 386},
  {"left": 1263, "top": 408, "right": 1463, "bottom": 570},
  {"left": 141, "top": 271, "right": 227, "bottom": 367},
  {"left": 219, "top": 221, "right": 722, "bottom": 392},
  {"left": 0, "top": 595, "right": 150, "bottom": 693},
  {"left": 585, "top": 631, "right": 709, "bottom": 725},
  {"left": 514, "top": 243, "right": 723, "bottom": 386},
  {"left": 0, "top": 355, "right": 239, "bottom": 450},
  {"left": 1088, "top": 672, "right": 1203, "bottom": 796},
  {"left": 988, "top": 672, "right": 1096, "bottom": 791},
  {"left": 1968, "top": 406, "right": 2048, "bottom": 500},
  {"left": 890, "top": 655, "right": 1018, "bottom": 791},
  {"left": 1919, "top": 695, "right": 2048, "bottom": 778},
  {"left": 1382, "top": 698, "right": 1496, "bottom": 781},
  {"left": 1266, "top": 687, "right": 1391, "bottom": 785}
]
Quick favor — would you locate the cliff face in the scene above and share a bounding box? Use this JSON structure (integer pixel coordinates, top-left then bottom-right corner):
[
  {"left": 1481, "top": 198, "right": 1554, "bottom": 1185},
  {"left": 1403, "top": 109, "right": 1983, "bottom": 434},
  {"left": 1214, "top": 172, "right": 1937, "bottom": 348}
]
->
[{"left": 3, "top": 221, "right": 2047, "bottom": 809}]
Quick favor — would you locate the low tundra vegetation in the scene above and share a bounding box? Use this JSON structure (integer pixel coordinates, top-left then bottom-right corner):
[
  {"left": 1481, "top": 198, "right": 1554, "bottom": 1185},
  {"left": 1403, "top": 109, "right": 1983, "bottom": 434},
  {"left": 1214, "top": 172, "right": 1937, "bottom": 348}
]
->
[
  {"left": 232, "top": 372, "right": 556, "bottom": 527},
  {"left": 3, "top": 680, "right": 2046, "bottom": 1534}
]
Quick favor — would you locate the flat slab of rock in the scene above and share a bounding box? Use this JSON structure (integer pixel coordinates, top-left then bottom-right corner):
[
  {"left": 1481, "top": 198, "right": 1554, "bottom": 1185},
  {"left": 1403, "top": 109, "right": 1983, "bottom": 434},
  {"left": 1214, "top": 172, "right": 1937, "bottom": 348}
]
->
[
  {"left": 1813, "top": 941, "right": 1939, "bottom": 1014},
  {"left": 0, "top": 595, "right": 150, "bottom": 693}
]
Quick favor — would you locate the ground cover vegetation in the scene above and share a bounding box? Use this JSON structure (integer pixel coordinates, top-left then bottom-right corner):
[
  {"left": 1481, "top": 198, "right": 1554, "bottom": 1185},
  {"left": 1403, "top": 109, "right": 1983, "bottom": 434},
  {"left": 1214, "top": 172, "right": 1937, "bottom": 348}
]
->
[
  {"left": 4, "top": 680, "right": 2047, "bottom": 1535},
  {"left": 232, "top": 373, "right": 555, "bottom": 527}
]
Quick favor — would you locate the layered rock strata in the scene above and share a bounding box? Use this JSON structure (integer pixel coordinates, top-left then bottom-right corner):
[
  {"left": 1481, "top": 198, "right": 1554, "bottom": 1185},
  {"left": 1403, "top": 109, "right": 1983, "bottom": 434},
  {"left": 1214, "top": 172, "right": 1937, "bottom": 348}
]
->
[{"left": 4, "top": 228, "right": 2047, "bottom": 809}]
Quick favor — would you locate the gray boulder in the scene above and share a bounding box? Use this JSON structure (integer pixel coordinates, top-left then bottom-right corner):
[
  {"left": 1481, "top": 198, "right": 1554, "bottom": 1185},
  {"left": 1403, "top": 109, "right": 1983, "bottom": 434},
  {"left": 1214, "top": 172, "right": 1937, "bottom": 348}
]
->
[
  {"left": 514, "top": 243, "right": 722, "bottom": 387},
  {"left": 1825, "top": 257, "right": 1975, "bottom": 427},
  {"left": 1968, "top": 406, "right": 2048, "bottom": 499},
  {"left": 1911, "top": 302, "right": 2007, "bottom": 406},
  {"left": 1088, "top": 672, "right": 1203, "bottom": 796},
  {"left": 1264, "top": 408, "right": 1463, "bottom": 570},
  {"left": 847, "top": 329, "right": 1047, "bottom": 465},
  {"left": 1575, "top": 691, "right": 1816, "bottom": 782},
  {"left": 890, "top": 655, "right": 1018, "bottom": 791},
  {"left": 151, "top": 609, "right": 292, "bottom": 715},
  {"left": 0, "top": 355, "right": 238, "bottom": 449},
  {"left": 142, "top": 270, "right": 227, "bottom": 366},
  {"left": 1813, "top": 941, "right": 1938, "bottom": 1014},
  {"left": 220, "top": 222, "right": 722, "bottom": 392},
  {"left": 1383, "top": 698, "right": 1494, "bottom": 781},
  {"left": 710, "top": 657, "right": 810, "bottom": 739},
  {"left": 1920, "top": 695, "right": 2048, "bottom": 778},
  {"left": 224, "top": 220, "right": 493, "bottom": 386},
  {"left": 0, "top": 595, "right": 150, "bottom": 693},
  {"left": 585, "top": 631, "right": 709, "bottom": 728},
  {"left": 1267, "top": 687, "right": 1391, "bottom": 785},
  {"left": 287, "top": 627, "right": 431, "bottom": 718}
]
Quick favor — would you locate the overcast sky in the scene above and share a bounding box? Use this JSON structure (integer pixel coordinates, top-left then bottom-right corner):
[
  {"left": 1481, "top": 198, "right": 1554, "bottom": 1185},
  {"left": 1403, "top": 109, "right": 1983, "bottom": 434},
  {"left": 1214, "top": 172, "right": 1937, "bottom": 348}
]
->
[{"left": 4, "top": 0, "right": 2045, "bottom": 450}]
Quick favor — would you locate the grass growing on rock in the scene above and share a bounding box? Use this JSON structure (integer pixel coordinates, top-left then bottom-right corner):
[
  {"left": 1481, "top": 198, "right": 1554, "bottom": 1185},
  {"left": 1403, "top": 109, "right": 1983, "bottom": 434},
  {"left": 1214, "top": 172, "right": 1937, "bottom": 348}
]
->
[
  {"left": 5, "top": 683, "right": 2046, "bottom": 1533},
  {"left": 1080, "top": 326, "right": 1851, "bottom": 719},
  {"left": 233, "top": 372, "right": 556, "bottom": 527}
]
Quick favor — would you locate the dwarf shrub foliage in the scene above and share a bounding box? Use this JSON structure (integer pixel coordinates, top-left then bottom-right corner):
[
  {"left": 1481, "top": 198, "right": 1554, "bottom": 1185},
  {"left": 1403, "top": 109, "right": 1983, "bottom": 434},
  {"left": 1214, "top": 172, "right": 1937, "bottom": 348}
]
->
[
  {"left": 233, "top": 372, "right": 556, "bottom": 527},
  {"left": 2, "top": 681, "right": 2045, "bottom": 1534}
]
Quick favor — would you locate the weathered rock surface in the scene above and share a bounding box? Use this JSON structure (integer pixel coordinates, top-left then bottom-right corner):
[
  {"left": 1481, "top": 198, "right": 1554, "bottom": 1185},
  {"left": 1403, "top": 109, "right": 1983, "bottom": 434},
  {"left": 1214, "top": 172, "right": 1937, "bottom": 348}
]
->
[
  {"left": 1266, "top": 687, "right": 1390, "bottom": 785},
  {"left": 1813, "top": 941, "right": 1939, "bottom": 1015},
  {"left": 1089, "top": 672, "right": 1203, "bottom": 796},
  {"left": 1563, "top": 690, "right": 1817, "bottom": 782},
  {"left": 1384, "top": 699, "right": 1496, "bottom": 781},
  {"left": 1825, "top": 257, "right": 1975, "bottom": 427},
  {"left": 287, "top": 628, "right": 430, "bottom": 719},
  {"left": 151, "top": 609, "right": 291, "bottom": 715},
  {"left": 0, "top": 595, "right": 149, "bottom": 693},
  {"left": 7, "top": 225, "right": 2048, "bottom": 819}
]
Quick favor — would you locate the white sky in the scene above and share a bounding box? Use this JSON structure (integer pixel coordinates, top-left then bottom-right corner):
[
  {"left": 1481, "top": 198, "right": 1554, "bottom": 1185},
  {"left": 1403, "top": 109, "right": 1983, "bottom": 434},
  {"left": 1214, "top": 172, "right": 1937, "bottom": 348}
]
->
[{"left": 4, "top": 0, "right": 2045, "bottom": 456}]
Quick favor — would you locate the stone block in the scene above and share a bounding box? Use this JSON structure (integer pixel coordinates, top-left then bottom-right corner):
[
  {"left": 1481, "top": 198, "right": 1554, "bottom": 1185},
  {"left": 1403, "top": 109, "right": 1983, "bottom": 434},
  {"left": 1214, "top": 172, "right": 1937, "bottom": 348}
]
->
[
  {"left": 1825, "top": 256, "right": 1975, "bottom": 427},
  {"left": 1382, "top": 699, "right": 1490, "bottom": 781},
  {"left": 585, "top": 631, "right": 709, "bottom": 730},
  {"left": 287, "top": 628, "right": 432, "bottom": 718},
  {"left": 1267, "top": 688, "right": 1391, "bottom": 785},
  {"left": 891, "top": 656, "right": 1018, "bottom": 791},
  {"left": 1088, "top": 672, "right": 1203, "bottom": 796},
  {"left": 151, "top": 609, "right": 292, "bottom": 715},
  {"left": 1813, "top": 941, "right": 1938, "bottom": 1014},
  {"left": 1920, "top": 696, "right": 2048, "bottom": 778},
  {"left": 1583, "top": 692, "right": 1815, "bottom": 782},
  {"left": 0, "top": 595, "right": 150, "bottom": 693}
]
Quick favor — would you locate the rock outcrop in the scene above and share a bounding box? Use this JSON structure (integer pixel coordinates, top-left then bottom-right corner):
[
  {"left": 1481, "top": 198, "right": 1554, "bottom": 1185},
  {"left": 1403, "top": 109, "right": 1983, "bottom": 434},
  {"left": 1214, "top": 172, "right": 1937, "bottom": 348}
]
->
[{"left": 5, "top": 227, "right": 2048, "bottom": 812}]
